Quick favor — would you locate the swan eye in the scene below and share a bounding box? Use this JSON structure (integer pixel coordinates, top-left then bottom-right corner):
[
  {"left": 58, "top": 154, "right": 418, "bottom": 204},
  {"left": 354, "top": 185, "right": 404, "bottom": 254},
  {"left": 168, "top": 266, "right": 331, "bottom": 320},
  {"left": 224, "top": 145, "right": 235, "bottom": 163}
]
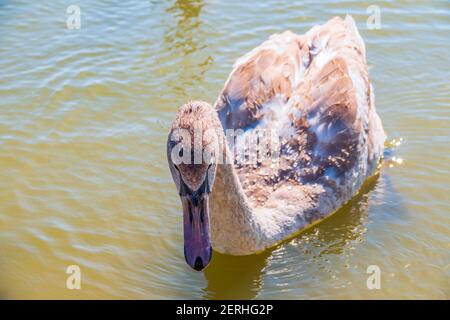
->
[{"left": 179, "top": 147, "right": 184, "bottom": 158}]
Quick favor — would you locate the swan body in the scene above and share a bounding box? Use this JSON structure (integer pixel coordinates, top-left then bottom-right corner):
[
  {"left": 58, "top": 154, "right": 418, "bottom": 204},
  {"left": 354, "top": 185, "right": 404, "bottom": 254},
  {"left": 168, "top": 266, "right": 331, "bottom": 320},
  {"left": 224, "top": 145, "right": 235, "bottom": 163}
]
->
[{"left": 167, "top": 16, "right": 385, "bottom": 270}]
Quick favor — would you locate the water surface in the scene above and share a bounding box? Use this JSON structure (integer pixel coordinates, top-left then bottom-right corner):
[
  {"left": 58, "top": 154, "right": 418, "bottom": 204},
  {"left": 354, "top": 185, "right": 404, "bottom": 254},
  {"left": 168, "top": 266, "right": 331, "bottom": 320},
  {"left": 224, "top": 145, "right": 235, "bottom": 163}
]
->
[{"left": 0, "top": 0, "right": 449, "bottom": 299}]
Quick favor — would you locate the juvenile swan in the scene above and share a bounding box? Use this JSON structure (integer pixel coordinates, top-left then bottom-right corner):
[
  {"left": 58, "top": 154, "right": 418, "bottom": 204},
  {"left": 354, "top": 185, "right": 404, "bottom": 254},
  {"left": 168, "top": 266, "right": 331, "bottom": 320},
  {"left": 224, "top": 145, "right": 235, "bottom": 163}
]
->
[{"left": 167, "top": 16, "right": 385, "bottom": 271}]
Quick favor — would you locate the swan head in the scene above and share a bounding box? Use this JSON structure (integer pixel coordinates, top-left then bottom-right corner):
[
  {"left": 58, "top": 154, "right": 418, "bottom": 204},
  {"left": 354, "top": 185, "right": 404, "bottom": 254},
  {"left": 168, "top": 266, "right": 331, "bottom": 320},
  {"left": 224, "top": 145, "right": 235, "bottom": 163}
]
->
[{"left": 167, "top": 101, "right": 221, "bottom": 271}]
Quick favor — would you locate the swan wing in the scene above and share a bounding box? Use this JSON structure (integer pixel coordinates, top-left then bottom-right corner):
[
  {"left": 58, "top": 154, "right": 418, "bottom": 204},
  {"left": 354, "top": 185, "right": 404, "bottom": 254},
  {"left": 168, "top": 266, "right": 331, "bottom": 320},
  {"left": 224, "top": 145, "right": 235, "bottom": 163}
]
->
[
  {"left": 214, "top": 29, "right": 304, "bottom": 129},
  {"left": 216, "top": 16, "right": 385, "bottom": 215}
]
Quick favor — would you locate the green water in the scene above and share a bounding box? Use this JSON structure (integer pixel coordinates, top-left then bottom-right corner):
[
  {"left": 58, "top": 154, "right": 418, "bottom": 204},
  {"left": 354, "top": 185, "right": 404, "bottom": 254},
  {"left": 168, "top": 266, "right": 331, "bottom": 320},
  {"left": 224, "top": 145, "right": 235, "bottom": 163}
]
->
[{"left": 0, "top": 0, "right": 448, "bottom": 299}]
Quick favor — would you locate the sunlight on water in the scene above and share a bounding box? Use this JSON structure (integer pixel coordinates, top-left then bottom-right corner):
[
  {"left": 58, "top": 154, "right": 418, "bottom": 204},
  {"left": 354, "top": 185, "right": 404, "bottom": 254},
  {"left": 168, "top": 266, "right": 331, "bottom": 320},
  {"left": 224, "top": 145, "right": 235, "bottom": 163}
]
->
[
  {"left": 0, "top": 0, "right": 449, "bottom": 299},
  {"left": 386, "top": 137, "right": 403, "bottom": 149}
]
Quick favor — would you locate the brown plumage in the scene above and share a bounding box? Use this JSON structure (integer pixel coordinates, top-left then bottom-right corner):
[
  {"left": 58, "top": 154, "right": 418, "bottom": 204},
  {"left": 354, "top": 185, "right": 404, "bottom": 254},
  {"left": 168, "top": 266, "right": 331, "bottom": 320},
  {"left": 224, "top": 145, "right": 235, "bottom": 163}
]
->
[
  {"left": 213, "top": 16, "right": 384, "bottom": 208},
  {"left": 167, "top": 16, "right": 385, "bottom": 259}
]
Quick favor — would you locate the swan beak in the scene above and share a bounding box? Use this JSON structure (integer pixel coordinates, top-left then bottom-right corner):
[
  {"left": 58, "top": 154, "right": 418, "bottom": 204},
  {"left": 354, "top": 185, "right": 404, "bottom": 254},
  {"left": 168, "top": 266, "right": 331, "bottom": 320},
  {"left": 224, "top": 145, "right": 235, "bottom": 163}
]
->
[{"left": 181, "top": 194, "right": 212, "bottom": 271}]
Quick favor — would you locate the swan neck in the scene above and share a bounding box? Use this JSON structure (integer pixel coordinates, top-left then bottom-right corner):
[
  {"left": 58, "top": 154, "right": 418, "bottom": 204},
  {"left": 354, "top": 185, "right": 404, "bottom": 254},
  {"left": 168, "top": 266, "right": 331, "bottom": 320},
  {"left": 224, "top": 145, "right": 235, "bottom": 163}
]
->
[{"left": 208, "top": 120, "right": 262, "bottom": 254}]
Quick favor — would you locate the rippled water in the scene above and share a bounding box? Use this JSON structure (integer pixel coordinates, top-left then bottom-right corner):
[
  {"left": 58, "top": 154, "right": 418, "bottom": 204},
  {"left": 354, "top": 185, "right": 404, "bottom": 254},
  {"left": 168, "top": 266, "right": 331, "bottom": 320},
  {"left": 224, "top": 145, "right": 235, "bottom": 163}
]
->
[{"left": 0, "top": 0, "right": 449, "bottom": 299}]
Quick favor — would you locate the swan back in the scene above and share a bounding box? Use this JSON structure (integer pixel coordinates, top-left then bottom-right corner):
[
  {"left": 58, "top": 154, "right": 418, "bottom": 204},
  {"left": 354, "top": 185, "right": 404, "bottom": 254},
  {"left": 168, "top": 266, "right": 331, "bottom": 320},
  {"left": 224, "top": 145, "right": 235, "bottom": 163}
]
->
[{"left": 213, "top": 16, "right": 385, "bottom": 224}]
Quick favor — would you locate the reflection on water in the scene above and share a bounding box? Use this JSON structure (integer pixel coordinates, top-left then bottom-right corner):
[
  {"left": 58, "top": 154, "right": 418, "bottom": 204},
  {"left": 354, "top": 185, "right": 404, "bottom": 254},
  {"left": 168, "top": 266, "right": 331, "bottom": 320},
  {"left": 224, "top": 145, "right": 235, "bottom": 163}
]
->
[
  {"left": 166, "top": 0, "right": 205, "bottom": 55},
  {"left": 159, "top": 0, "right": 212, "bottom": 97},
  {"left": 204, "top": 251, "right": 271, "bottom": 299},
  {"left": 0, "top": 0, "right": 449, "bottom": 299}
]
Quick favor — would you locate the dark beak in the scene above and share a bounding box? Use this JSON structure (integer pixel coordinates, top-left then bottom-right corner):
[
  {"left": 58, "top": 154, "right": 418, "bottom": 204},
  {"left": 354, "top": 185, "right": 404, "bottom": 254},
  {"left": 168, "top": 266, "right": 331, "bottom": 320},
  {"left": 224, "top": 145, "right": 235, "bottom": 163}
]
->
[{"left": 181, "top": 192, "right": 212, "bottom": 271}]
